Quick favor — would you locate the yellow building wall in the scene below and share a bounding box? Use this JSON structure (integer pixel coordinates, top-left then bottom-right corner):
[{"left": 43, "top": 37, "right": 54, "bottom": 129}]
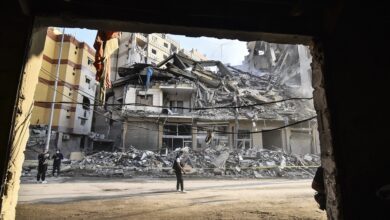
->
[{"left": 30, "top": 28, "right": 96, "bottom": 135}]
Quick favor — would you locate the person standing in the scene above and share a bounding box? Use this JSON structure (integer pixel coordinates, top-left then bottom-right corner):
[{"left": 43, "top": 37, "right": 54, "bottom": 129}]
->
[
  {"left": 37, "top": 150, "right": 50, "bottom": 183},
  {"left": 173, "top": 151, "right": 186, "bottom": 192},
  {"left": 52, "top": 149, "right": 64, "bottom": 177},
  {"left": 312, "top": 166, "right": 326, "bottom": 210}
]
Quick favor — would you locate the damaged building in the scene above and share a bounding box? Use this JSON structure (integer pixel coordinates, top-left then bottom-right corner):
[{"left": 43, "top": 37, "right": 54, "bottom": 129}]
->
[
  {"left": 93, "top": 39, "right": 319, "bottom": 155},
  {"left": 26, "top": 28, "right": 97, "bottom": 158}
]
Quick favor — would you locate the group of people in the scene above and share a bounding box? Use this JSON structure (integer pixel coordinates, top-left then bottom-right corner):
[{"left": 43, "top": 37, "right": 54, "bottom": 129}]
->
[{"left": 36, "top": 149, "right": 64, "bottom": 183}]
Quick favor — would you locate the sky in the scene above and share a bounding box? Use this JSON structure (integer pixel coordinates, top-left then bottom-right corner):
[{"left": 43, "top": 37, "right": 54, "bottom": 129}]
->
[{"left": 66, "top": 28, "right": 248, "bottom": 66}]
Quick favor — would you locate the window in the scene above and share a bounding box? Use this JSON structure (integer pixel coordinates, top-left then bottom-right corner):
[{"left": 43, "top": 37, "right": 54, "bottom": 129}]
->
[
  {"left": 66, "top": 115, "right": 70, "bottom": 119},
  {"left": 178, "top": 125, "right": 191, "bottom": 135},
  {"left": 164, "top": 125, "right": 177, "bottom": 135},
  {"left": 136, "top": 94, "right": 153, "bottom": 106},
  {"left": 161, "top": 34, "right": 166, "bottom": 39},
  {"left": 169, "top": 100, "right": 184, "bottom": 114},
  {"left": 151, "top": 49, "right": 157, "bottom": 54},
  {"left": 87, "top": 57, "right": 94, "bottom": 66},
  {"left": 163, "top": 124, "right": 192, "bottom": 151},
  {"left": 163, "top": 42, "right": 168, "bottom": 48},
  {"left": 80, "top": 118, "right": 87, "bottom": 126},
  {"left": 163, "top": 55, "right": 168, "bottom": 59},
  {"left": 85, "top": 77, "right": 91, "bottom": 89},
  {"left": 163, "top": 124, "right": 191, "bottom": 136},
  {"left": 82, "top": 96, "right": 90, "bottom": 110},
  {"left": 237, "top": 129, "right": 251, "bottom": 149}
]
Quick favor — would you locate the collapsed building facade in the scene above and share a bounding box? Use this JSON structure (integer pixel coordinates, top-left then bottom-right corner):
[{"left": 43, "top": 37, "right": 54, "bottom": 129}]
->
[{"left": 93, "top": 39, "right": 320, "bottom": 155}]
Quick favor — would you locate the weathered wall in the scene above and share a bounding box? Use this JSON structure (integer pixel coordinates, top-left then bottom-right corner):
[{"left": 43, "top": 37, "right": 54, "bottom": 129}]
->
[
  {"left": 289, "top": 131, "right": 312, "bottom": 154},
  {"left": 0, "top": 27, "right": 46, "bottom": 219},
  {"left": 124, "top": 121, "right": 159, "bottom": 150},
  {"left": 262, "top": 130, "right": 283, "bottom": 149}
]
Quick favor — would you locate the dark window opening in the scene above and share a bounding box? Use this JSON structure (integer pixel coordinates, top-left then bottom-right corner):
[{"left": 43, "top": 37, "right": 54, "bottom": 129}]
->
[
  {"left": 136, "top": 94, "right": 153, "bottom": 106},
  {"left": 87, "top": 57, "right": 93, "bottom": 66},
  {"left": 151, "top": 49, "right": 157, "bottom": 54},
  {"left": 82, "top": 96, "right": 90, "bottom": 110}
]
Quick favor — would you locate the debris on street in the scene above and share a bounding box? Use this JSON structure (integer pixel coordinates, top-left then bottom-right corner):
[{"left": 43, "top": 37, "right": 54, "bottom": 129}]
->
[{"left": 22, "top": 146, "right": 319, "bottom": 179}]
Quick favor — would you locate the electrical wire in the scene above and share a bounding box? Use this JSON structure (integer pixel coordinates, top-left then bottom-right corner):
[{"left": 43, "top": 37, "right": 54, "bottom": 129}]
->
[
  {"left": 35, "top": 98, "right": 313, "bottom": 111},
  {"left": 37, "top": 64, "right": 318, "bottom": 136}
]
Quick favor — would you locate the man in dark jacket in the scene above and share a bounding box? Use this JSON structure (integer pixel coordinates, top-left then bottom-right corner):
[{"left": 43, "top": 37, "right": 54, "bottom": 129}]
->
[
  {"left": 52, "top": 149, "right": 64, "bottom": 177},
  {"left": 37, "top": 150, "right": 50, "bottom": 183},
  {"left": 173, "top": 151, "right": 186, "bottom": 192},
  {"left": 312, "top": 166, "right": 326, "bottom": 210}
]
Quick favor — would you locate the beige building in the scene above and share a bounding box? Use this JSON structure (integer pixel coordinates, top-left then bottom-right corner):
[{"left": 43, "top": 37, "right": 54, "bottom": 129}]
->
[
  {"left": 179, "top": 48, "right": 208, "bottom": 61},
  {"left": 110, "top": 33, "right": 180, "bottom": 81},
  {"left": 29, "top": 28, "right": 96, "bottom": 157}
]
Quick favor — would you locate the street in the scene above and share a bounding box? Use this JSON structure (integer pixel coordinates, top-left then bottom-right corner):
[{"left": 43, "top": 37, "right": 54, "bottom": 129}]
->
[{"left": 16, "top": 177, "right": 326, "bottom": 219}]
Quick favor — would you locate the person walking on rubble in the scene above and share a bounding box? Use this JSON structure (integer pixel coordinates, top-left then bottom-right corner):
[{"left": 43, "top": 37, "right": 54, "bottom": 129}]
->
[
  {"left": 52, "top": 149, "right": 64, "bottom": 177},
  {"left": 37, "top": 150, "right": 50, "bottom": 184},
  {"left": 312, "top": 166, "right": 326, "bottom": 210},
  {"left": 173, "top": 151, "right": 186, "bottom": 192}
]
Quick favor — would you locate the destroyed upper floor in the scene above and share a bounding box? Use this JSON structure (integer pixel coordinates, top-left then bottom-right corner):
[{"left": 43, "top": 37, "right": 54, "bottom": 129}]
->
[{"left": 105, "top": 41, "right": 315, "bottom": 123}]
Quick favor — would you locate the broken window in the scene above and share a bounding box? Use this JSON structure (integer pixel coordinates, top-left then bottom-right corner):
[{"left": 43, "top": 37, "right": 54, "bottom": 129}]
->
[
  {"left": 80, "top": 118, "right": 87, "bottom": 126},
  {"left": 163, "top": 125, "right": 177, "bottom": 135},
  {"left": 136, "top": 94, "right": 153, "bottom": 106},
  {"left": 82, "top": 96, "right": 90, "bottom": 110},
  {"left": 178, "top": 125, "right": 191, "bottom": 135},
  {"left": 163, "top": 124, "right": 192, "bottom": 151},
  {"left": 238, "top": 130, "right": 251, "bottom": 149},
  {"left": 169, "top": 100, "right": 183, "bottom": 114}
]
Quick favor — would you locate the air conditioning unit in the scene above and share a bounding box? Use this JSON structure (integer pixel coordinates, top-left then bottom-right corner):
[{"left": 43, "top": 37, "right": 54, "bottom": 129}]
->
[{"left": 62, "top": 134, "right": 70, "bottom": 141}]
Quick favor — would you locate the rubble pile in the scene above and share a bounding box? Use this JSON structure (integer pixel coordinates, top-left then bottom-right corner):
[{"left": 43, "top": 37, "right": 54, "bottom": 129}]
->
[
  {"left": 21, "top": 146, "right": 319, "bottom": 178},
  {"left": 117, "top": 46, "right": 315, "bottom": 122},
  {"left": 69, "top": 147, "right": 171, "bottom": 177},
  {"left": 224, "top": 149, "right": 320, "bottom": 178}
]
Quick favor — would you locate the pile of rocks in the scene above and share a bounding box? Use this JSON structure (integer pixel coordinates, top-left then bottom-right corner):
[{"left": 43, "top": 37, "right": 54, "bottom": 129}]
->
[{"left": 22, "top": 146, "right": 320, "bottom": 179}]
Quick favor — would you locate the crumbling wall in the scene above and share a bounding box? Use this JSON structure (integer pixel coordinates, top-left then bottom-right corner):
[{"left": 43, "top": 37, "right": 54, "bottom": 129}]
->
[
  {"left": 311, "top": 42, "right": 341, "bottom": 219},
  {"left": 0, "top": 28, "right": 46, "bottom": 220}
]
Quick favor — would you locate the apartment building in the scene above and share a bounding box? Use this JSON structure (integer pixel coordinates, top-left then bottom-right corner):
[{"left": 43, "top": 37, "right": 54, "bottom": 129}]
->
[
  {"left": 179, "top": 48, "right": 208, "bottom": 61},
  {"left": 110, "top": 33, "right": 180, "bottom": 82},
  {"left": 29, "top": 27, "right": 96, "bottom": 157}
]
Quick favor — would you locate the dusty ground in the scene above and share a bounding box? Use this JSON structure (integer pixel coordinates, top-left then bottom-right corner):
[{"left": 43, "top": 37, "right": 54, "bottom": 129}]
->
[{"left": 16, "top": 177, "right": 326, "bottom": 220}]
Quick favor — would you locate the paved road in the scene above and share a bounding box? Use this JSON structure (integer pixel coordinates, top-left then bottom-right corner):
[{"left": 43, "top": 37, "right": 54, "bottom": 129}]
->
[{"left": 17, "top": 177, "right": 327, "bottom": 219}]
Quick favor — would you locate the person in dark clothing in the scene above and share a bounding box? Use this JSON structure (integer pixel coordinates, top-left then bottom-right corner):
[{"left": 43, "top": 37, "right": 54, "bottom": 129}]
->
[
  {"left": 37, "top": 151, "right": 50, "bottom": 183},
  {"left": 312, "top": 166, "right": 326, "bottom": 210},
  {"left": 173, "top": 151, "right": 186, "bottom": 192},
  {"left": 52, "top": 149, "right": 64, "bottom": 177}
]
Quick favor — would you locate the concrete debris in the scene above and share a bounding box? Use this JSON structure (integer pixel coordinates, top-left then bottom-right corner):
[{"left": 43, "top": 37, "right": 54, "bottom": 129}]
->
[
  {"left": 22, "top": 146, "right": 319, "bottom": 179},
  {"left": 117, "top": 46, "right": 315, "bottom": 122}
]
